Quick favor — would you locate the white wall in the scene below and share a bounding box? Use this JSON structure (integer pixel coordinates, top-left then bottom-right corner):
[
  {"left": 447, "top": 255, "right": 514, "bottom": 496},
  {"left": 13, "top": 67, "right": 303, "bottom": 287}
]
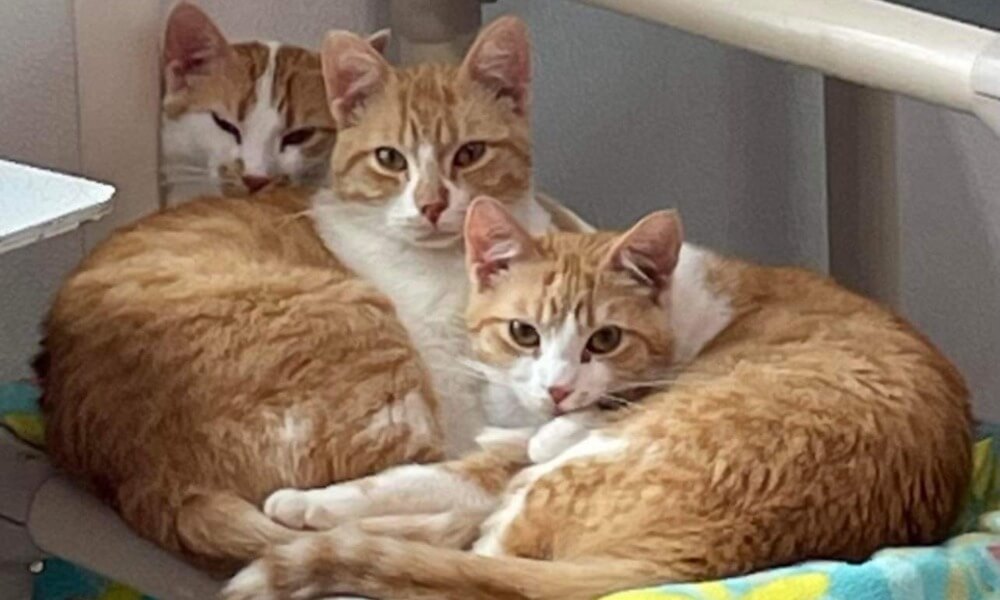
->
[
  {"left": 488, "top": 0, "right": 829, "bottom": 270},
  {"left": 0, "top": 0, "right": 83, "bottom": 381},
  {"left": 897, "top": 100, "right": 1000, "bottom": 423}
]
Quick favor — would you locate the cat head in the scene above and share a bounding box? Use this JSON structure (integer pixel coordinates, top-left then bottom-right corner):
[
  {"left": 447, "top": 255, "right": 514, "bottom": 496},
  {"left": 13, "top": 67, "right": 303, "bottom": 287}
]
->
[
  {"left": 464, "top": 198, "right": 683, "bottom": 419},
  {"left": 320, "top": 16, "right": 532, "bottom": 247},
  {"left": 160, "top": 2, "right": 389, "bottom": 197}
]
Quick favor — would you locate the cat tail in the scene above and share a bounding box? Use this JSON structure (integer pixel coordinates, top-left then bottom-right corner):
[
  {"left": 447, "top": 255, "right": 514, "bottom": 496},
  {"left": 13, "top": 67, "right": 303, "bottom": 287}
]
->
[
  {"left": 175, "top": 491, "right": 300, "bottom": 568},
  {"left": 222, "top": 527, "right": 668, "bottom": 600}
]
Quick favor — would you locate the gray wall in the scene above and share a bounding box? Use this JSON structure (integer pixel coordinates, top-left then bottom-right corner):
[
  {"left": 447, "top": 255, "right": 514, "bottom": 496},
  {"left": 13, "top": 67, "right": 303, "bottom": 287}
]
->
[
  {"left": 169, "top": 0, "right": 385, "bottom": 48},
  {"left": 0, "top": 0, "right": 83, "bottom": 381},
  {"left": 487, "top": 0, "right": 829, "bottom": 270},
  {"left": 3, "top": 1, "right": 997, "bottom": 424},
  {"left": 897, "top": 100, "right": 1000, "bottom": 423}
]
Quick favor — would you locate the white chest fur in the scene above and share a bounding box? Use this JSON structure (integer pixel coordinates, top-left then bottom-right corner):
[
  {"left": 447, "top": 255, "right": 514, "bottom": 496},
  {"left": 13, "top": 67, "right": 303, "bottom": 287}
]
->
[{"left": 310, "top": 191, "right": 553, "bottom": 456}]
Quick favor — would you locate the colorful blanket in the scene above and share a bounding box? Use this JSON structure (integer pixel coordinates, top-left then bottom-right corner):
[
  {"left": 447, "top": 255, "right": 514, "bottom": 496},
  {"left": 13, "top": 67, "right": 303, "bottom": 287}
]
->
[{"left": 3, "top": 381, "right": 999, "bottom": 600}]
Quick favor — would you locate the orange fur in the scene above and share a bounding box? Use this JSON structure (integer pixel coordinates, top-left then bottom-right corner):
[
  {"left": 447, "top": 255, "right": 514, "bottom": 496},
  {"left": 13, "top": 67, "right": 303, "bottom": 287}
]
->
[
  {"left": 228, "top": 205, "right": 971, "bottom": 600},
  {"left": 39, "top": 190, "right": 442, "bottom": 572},
  {"left": 41, "top": 16, "right": 587, "bottom": 573}
]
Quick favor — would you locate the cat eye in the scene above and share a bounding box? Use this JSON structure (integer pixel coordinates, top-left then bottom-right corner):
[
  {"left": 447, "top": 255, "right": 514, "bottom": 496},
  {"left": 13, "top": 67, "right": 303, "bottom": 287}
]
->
[
  {"left": 508, "top": 320, "right": 540, "bottom": 349},
  {"left": 375, "top": 147, "right": 408, "bottom": 172},
  {"left": 211, "top": 112, "right": 241, "bottom": 143},
  {"left": 586, "top": 326, "right": 623, "bottom": 355},
  {"left": 281, "top": 128, "right": 316, "bottom": 149},
  {"left": 453, "top": 142, "right": 486, "bottom": 168}
]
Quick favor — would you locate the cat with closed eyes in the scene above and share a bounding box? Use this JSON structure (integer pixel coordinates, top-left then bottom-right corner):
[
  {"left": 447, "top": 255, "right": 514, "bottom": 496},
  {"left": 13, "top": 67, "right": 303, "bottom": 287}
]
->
[
  {"left": 40, "top": 15, "right": 589, "bottom": 574},
  {"left": 160, "top": 2, "right": 388, "bottom": 206},
  {"left": 230, "top": 198, "right": 971, "bottom": 600}
]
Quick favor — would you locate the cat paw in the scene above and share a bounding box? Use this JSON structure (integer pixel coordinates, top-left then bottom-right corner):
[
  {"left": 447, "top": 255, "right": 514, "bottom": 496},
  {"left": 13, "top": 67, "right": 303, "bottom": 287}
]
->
[
  {"left": 264, "top": 486, "right": 366, "bottom": 530},
  {"left": 222, "top": 559, "right": 276, "bottom": 600},
  {"left": 527, "top": 433, "right": 565, "bottom": 463},
  {"left": 527, "top": 417, "right": 590, "bottom": 463}
]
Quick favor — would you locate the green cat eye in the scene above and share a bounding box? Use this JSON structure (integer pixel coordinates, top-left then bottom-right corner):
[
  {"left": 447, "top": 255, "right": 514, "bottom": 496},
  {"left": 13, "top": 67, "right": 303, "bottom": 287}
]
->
[
  {"left": 508, "top": 320, "right": 540, "bottom": 348},
  {"left": 586, "top": 326, "right": 623, "bottom": 355},
  {"left": 453, "top": 141, "right": 486, "bottom": 168},
  {"left": 375, "top": 147, "right": 408, "bottom": 172}
]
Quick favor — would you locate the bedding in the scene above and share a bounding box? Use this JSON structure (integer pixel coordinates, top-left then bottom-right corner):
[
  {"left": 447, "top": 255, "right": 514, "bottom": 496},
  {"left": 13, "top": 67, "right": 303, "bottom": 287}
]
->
[{"left": 3, "top": 381, "right": 996, "bottom": 600}]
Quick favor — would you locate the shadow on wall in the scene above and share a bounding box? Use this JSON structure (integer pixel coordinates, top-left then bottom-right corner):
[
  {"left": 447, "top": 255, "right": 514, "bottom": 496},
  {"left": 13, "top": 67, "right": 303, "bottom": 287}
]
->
[
  {"left": 488, "top": 0, "right": 829, "bottom": 271},
  {"left": 897, "top": 99, "right": 1000, "bottom": 423}
]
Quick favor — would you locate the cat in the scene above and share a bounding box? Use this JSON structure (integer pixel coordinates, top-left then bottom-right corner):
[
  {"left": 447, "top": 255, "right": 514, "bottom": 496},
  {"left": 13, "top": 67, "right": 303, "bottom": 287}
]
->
[
  {"left": 38, "top": 15, "right": 589, "bottom": 573},
  {"left": 226, "top": 198, "right": 972, "bottom": 600},
  {"left": 160, "top": 2, "right": 389, "bottom": 207}
]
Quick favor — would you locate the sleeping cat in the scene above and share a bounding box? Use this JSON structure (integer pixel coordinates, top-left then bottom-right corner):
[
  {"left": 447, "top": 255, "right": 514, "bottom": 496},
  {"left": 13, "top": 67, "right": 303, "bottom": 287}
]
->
[
  {"left": 39, "top": 16, "right": 587, "bottom": 572},
  {"left": 228, "top": 198, "right": 972, "bottom": 600},
  {"left": 160, "top": 2, "right": 388, "bottom": 206}
]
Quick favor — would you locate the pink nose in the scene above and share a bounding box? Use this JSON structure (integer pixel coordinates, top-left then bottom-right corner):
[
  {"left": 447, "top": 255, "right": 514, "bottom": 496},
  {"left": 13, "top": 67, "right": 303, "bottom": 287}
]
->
[
  {"left": 420, "top": 199, "right": 448, "bottom": 225},
  {"left": 242, "top": 175, "right": 271, "bottom": 193},
  {"left": 548, "top": 386, "right": 573, "bottom": 404}
]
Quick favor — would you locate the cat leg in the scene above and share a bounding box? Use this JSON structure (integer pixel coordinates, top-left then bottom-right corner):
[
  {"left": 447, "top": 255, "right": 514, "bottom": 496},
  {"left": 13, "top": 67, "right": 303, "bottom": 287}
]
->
[
  {"left": 265, "top": 428, "right": 531, "bottom": 532},
  {"left": 349, "top": 509, "right": 492, "bottom": 548}
]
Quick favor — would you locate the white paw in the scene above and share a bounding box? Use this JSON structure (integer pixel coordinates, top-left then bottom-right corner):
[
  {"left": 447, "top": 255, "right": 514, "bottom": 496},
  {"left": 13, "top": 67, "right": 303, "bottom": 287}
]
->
[
  {"left": 475, "top": 426, "right": 535, "bottom": 452},
  {"left": 222, "top": 561, "right": 275, "bottom": 600},
  {"left": 264, "top": 486, "right": 367, "bottom": 530},
  {"left": 527, "top": 418, "right": 590, "bottom": 463},
  {"left": 528, "top": 433, "right": 565, "bottom": 463}
]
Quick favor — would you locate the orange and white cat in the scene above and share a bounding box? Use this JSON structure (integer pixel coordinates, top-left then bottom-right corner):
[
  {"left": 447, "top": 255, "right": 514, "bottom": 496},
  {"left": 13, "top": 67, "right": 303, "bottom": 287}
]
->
[
  {"left": 40, "top": 16, "right": 584, "bottom": 572},
  {"left": 228, "top": 198, "right": 971, "bottom": 600},
  {"left": 160, "top": 2, "right": 388, "bottom": 205}
]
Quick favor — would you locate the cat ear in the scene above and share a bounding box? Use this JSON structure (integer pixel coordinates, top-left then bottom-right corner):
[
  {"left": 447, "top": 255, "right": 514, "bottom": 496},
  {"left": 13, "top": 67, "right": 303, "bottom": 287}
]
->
[
  {"left": 464, "top": 196, "right": 538, "bottom": 290},
  {"left": 460, "top": 16, "right": 531, "bottom": 115},
  {"left": 366, "top": 29, "right": 392, "bottom": 56},
  {"left": 321, "top": 30, "right": 391, "bottom": 126},
  {"left": 163, "top": 2, "right": 229, "bottom": 93},
  {"left": 604, "top": 210, "right": 684, "bottom": 292}
]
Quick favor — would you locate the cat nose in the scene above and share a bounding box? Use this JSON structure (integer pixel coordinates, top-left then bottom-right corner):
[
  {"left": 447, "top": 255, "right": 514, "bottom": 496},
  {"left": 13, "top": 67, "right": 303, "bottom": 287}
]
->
[
  {"left": 420, "top": 199, "right": 448, "bottom": 225},
  {"left": 242, "top": 175, "right": 271, "bottom": 193},
  {"left": 418, "top": 185, "right": 449, "bottom": 225},
  {"left": 548, "top": 386, "right": 574, "bottom": 405}
]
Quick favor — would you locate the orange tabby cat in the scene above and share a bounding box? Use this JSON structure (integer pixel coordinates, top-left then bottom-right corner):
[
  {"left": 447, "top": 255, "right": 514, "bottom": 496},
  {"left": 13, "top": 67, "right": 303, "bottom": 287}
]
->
[
  {"left": 39, "top": 17, "right": 584, "bottom": 572},
  {"left": 226, "top": 198, "right": 971, "bottom": 600},
  {"left": 160, "top": 2, "right": 389, "bottom": 206}
]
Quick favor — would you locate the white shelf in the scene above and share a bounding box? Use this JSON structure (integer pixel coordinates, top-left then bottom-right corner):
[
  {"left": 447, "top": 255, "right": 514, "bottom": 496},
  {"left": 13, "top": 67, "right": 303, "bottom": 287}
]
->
[{"left": 0, "top": 159, "right": 115, "bottom": 255}]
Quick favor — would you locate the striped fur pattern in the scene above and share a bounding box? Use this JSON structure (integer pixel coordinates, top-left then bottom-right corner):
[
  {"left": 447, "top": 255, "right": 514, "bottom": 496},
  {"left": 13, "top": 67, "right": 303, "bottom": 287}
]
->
[
  {"left": 38, "top": 16, "right": 573, "bottom": 573},
  {"left": 160, "top": 2, "right": 388, "bottom": 205},
  {"left": 226, "top": 200, "right": 971, "bottom": 600}
]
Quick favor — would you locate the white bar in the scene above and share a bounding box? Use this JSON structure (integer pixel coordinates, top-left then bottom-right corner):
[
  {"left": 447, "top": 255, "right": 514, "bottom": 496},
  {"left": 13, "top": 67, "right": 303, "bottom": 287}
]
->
[
  {"left": 577, "top": 0, "right": 1000, "bottom": 129},
  {"left": 0, "top": 160, "right": 114, "bottom": 256}
]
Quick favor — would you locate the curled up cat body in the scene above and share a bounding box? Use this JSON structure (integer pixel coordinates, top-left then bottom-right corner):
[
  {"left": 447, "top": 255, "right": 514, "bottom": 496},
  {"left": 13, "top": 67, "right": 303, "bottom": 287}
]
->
[
  {"left": 39, "top": 16, "right": 586, "bottom": 572},
  {"left": 231, "top": 198, "right": 972, "bottom": 600}
]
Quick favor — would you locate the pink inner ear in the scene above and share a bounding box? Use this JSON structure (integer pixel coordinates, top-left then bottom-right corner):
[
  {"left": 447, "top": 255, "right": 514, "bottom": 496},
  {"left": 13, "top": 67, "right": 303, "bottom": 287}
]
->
[
  {"left": 322, "top": 32, "right": 390, "bottom": 124},
  {"left": 464, "top": 197, "right": 536, "bottom": 289},
  {"left": 462, "top": 17, "right": 531, "bottom": 114},
  {"left": 163, "top": 3, "right": 228, "bottom": 87},
  {"left": 609, "top": 211, "right": 683, "bottom": 289}
]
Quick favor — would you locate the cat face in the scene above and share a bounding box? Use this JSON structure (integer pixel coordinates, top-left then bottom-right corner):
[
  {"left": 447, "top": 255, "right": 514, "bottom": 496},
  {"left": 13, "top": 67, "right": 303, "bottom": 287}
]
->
[
  {"left": 321, "top": 16, "right": 532, "bottom": 248},
  {"left": 464, "top": 199, "right": 684, "bottom": 419},
  {"left": 160, "top": 2, "right": 389, "bottom": 198}
]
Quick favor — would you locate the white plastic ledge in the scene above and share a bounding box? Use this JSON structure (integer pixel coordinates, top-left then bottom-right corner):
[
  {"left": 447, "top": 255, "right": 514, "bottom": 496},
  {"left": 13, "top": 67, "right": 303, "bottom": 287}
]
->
[
  {"left": 0, "top": 159, "right": 115, "bottom": 256},
  {"left": 577, "top": 0, "right": 1000, "bottom": 138}
]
